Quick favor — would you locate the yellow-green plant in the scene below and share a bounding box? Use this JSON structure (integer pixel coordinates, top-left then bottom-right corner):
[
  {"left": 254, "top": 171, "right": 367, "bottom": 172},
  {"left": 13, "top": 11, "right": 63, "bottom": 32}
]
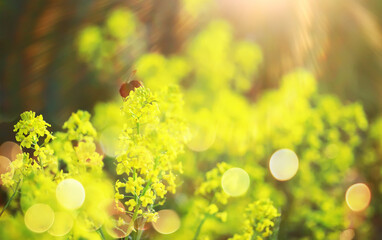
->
[
  {"left": 114, "top": 85, "right": 189, "bottom": 239},
  {"left": 0, "top": 83, "right": 190, "bottom": 240},
  {"left": 57, "top": 3, "right": 380, "bottom": 239},
  {"left": 0, "top": 111, "right": 56, "bottom": 217},
  {"left": 229, "top": 199, "right": 280, "bottom": 240},
  {"left": 0, "top": 110, "right": 113, "bottom": 240},
  {"left": 77, "top": 8, "right": 144, "bottom": 76},
  {"left": 192, "top": 162, "right": 232, "bottom": 240},
  {"left": 51, "top": 110, "right": 103, "bottom": 174}
]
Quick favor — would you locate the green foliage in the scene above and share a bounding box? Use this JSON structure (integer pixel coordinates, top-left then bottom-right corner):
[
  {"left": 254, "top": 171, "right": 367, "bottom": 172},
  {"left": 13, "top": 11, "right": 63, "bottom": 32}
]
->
[
  {"left": 82, "top": 8, "right": 374, "bottom": 238},
  {"left": 131, "top": 18, "right": 370, "bottom": 239},
  {"left": 77, "top": 8, "right": 144, "bottom": 73},
  {"left": 1, "top": 110, "right": 112, "bottom": 239},
  {"left": 136, "top": 54, "right": 190, "bottom": 90},
  {"left": 106, "top": 9, "right": 136, "bottom": 40},
  {"left": 0, "top": 84, "right": 190, "bottom": 239}
]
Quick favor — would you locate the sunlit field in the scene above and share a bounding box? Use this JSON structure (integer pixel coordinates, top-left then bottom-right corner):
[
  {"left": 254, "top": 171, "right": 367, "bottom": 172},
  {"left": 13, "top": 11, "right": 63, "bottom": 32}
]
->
[{"left": 1, "top": 1, "right": 382, "bottom": 239}]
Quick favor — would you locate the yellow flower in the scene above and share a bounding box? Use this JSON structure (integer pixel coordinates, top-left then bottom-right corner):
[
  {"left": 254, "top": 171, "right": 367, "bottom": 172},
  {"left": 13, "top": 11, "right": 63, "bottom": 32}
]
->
[
  {"left": 207, "top": 204, "right": 219, "bottom": 215},
  {"left": 215, "top": 191, "right": 229, "bottom": 205},
  {"left": 62, "top": 110, "right": 97, "bottom": 140},
  {"left": 14, "top": 111, "right": 53, "bottom": 148},
  {"left": 115, "top": 179, "right": 126, "bottom": 189},
  {"left": 113, "top": 86, "right": 188, "bottom": 226},
  {"left": 152, "top": 182, "right": 167, "bottom": 198},
  {"left": 115, "top": 192, "right": 124, "bottom": 200},
  {"left": 144, "top": 211, "right": 159, "bottom": 222},
  {"left": 75, "top": 140, "right": 103, "bottom": 168},
  {"left": 229, "top": 199, "right": 280, "bottom": 240},
  {"left": 1, "top": 171, "right": 15, "bottom": 188},
  {"left": 125, "top": 177, "right": 145, "bottom": 195},
  {"left": 125, "top": 199, "right": 137, "bottom": 211},
  {"left": 163, "top": 173, "right": 176, "bottom": 194},
  {"left": 216, "top": 212, "right": 227, "bottom": 222},
  {"left": 140, "top": 189, "right": 155, "bottom": 207},
  {"left": 117, "top": 216, "right": 126, "bottom": 226}
]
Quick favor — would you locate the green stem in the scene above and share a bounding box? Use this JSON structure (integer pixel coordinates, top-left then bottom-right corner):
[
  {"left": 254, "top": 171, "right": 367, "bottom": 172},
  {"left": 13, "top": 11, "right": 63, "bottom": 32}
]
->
[
  {"left": 269, "top": 214, "right": 281, "bottom": 240},
  {"left": 96, "top": 228, "right": 106, "bottom": 240},
  {"left": 0, "top": 179, "right": 21, "bottom": 217},
  {"left": 141, "top": 180, "right": 152, "bottom": 196},
  {"left": 134, "top": 229, "right": 143, "bottom": 240},
  {"left": 132, "top": 204, "right": 140, "bottom": 222},
  {"left": 193, "top": 214, "right": 208, "bottom": 240}
]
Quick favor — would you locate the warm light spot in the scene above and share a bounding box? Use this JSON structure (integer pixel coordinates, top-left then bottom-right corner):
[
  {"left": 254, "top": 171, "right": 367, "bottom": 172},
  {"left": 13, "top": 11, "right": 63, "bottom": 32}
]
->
[
  {"left": 0, "top": 141, "right": 22, "bottom": 161},
  {"left": 24, "top": 203, "right": 55, "bottom": 233},
  {"left": 340, "top": 229, "right": 355, "bottom": 240},
  {"left": 221, "top": 167, "right": 250, "bottom": 197},
  {"left": 186, "top": 125, "right": 216, "bottom": 152},
  {"left": 56, "top": 179, "right": 85, "bottom": 210},
  {"left": 152, "top": 209, "right": 181, "bottom": 234},
  {"left": 107, "top": 200, "right": 125, "bottom": 216},
  {"left": 100, "top": 126, "right": 120, "bottom": 157},
  {"left": 0, "top": 156, "right": 13, "bottom": 185},
  {"left": 345, "top": 183, "right": 371, "bottom": 212},
  {"left": 105, "top": 213, "right": 133, "bottom": 238},
  {"left": 269, "top": 149, "right": 299, "bottom": 181},
  {"left": 48, "top": 212, "right": 73, "bottom": 236},
  {"left": 137, "top": 216, "right": 151, "bottom": 231}
]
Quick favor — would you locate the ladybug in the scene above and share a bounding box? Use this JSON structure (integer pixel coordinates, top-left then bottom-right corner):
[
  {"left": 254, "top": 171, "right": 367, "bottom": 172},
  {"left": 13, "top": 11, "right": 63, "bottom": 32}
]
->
[{"left": 119, "top": 70, "right": 143, "bottom": 98}]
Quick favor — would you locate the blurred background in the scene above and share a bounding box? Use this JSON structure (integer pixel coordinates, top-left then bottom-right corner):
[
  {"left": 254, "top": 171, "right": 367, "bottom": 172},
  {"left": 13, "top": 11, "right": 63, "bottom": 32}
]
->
[
  {"left": 1, "top": 0, "right": 382, "bottom": 126},
  {"left": 1, "top": 0, "right": 382, "bottom": 239}
]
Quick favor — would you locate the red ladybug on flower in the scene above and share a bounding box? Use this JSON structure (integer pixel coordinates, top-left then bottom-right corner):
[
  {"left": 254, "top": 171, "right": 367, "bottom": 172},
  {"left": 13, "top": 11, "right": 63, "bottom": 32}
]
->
[{"left": 119, "top": 70, "right": 143, "bottom": 98}]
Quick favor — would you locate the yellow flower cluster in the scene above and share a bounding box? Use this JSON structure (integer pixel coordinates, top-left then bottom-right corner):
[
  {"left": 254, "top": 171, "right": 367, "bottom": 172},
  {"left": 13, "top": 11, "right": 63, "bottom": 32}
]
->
[
  {"left": 14, "top": 111, "right": 55, "bottom": 148},
  {"left": 62, "top": 110, "right": 97, "bottom": 141},
  {"left": 51, "top": 110, "right": 103, "bottom": 174},
  {"left": 196, "top": 162, "right": 231, "bottom": 222},
  {"left": 197, "top": 162, "right": 231, "bottom": 206},
  {"left": 1, "top": 110, "right": 114, "bottom": 240},
  {"left": 1, "top": 111, "right": 57, "bottom": 188},
  {"left": 114, "top": 85, "right": 188, "bottom": 227},
  {"left": 229, "top": 199, "right": 280, "bottom": 240}
]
